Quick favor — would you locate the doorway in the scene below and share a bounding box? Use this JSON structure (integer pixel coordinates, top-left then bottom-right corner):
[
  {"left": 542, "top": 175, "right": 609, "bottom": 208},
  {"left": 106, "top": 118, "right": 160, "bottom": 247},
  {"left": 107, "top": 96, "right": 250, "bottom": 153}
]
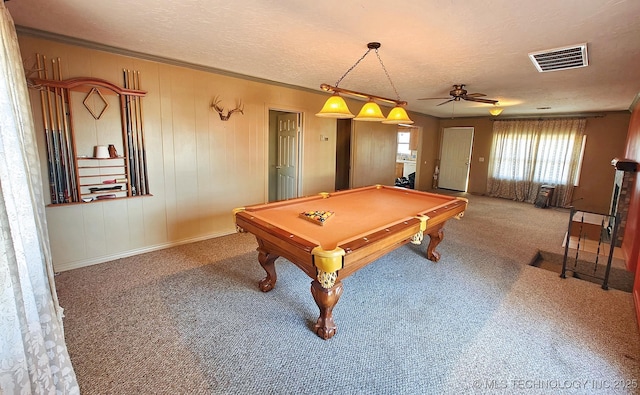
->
[
  {"left": 268, "top": 110, "right": 302, "bottom": 202},
  {"left": 335, "top": 119, "right": 351, "bottom": 191},
  {"left": 438, "top": 127, "right": 473, "bottom": 191}
]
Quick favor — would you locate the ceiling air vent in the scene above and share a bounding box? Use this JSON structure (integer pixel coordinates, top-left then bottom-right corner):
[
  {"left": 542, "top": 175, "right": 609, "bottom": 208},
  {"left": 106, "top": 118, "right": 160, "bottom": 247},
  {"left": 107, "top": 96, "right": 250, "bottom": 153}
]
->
[{"left": 528, "top": 43, "right": 588, "bottom": 72}]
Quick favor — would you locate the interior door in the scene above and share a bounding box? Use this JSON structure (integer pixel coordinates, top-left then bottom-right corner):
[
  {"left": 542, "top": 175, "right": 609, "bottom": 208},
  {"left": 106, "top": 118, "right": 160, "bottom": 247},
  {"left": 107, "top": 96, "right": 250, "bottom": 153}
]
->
[
  {"left": 438, "top": 127, "right": 473, "bottom": 191},
  {"left": 276, "top": 113, "right": 299, "bottom": 200}
]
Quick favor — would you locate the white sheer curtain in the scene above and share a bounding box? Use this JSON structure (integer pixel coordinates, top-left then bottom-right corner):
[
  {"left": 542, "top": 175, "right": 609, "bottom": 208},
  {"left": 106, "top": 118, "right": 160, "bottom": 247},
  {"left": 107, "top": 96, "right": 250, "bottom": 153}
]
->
[
  {"left": 487, "top": 118, "right": 586, "bottom": 207},
  {"left": 0, "top": 3, "right": 79, "bottom": 393}
]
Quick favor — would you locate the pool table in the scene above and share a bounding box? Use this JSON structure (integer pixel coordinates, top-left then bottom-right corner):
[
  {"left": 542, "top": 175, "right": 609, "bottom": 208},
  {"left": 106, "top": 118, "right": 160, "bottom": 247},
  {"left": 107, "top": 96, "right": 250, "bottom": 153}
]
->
[{"left": 233, "top": 185, "right": 467, "bottom": 339}]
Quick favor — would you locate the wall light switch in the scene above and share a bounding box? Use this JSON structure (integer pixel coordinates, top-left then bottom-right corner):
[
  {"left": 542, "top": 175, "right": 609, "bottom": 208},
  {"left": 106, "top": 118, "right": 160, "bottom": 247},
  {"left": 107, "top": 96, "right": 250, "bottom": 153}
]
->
[
  {"left": 320, "top": 135, "right": 329, "bottom": 141},
  {"left": 479, "top": 157, "right": 485, "bottom": 162}
]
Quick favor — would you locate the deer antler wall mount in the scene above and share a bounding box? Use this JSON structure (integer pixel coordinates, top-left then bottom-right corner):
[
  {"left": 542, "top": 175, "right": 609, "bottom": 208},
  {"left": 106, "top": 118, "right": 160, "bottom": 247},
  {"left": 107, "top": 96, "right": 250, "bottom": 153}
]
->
[{"left": 211, "top": 96, "right": 244, "bottom": 121}]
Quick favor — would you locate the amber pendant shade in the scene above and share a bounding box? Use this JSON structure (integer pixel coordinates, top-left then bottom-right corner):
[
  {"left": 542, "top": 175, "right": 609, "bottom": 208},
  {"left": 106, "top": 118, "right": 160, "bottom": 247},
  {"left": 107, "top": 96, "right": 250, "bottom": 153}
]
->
[
  {"left": 316, "top": 94, "right": 355, "bottom": 118},
  {"left": 354, "top": 100, "right": 386, "bottom": 121},
  {"left": 382, "top": 105, "right": 413, "bottom": 124}
]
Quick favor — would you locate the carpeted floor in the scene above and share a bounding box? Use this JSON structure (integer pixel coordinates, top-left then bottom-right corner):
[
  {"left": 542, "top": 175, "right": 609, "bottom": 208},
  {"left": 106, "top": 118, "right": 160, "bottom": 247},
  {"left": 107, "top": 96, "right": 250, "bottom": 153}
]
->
[{"left": 54, "top": 193, "right": 640, "bottom": 394}]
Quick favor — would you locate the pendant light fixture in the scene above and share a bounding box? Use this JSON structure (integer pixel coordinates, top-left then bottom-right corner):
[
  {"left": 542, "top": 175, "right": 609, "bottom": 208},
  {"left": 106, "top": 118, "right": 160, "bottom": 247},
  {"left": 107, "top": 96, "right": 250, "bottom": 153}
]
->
[
  {"left": 489, "top": 104, "right": 504, "bottom": 116},
  {"left": 316, "top": 42, "right": 413, "bottom": 124}
]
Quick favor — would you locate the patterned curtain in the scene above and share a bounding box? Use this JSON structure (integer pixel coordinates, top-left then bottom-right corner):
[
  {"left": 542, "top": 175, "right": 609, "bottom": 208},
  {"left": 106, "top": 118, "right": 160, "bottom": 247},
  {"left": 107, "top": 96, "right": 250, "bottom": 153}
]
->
[
  {"left": 487, "top": 118, "right": 586, "bottom": 207},
  {"left": 0, "top": 3, "right": 79, "bottom": 393}
]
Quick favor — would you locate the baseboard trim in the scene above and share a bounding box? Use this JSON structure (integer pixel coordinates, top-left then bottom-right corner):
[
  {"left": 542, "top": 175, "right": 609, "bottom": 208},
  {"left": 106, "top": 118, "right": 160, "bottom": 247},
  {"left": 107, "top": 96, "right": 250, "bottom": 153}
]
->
[{"left": 53, "top": 230, "right": 236, "bottom": 273}]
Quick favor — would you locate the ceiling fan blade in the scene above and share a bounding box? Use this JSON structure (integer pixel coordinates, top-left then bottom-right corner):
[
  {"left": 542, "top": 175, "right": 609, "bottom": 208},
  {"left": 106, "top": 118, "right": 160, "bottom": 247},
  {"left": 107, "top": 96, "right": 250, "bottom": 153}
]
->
[
  {"left": 418, "top": 96, "right": 451, "bottom": 100},
  {"left": 436, "top": 99, "right": 455, "bottom": 106},
  {"left": 465, "top": 93, "right": 487, "bottom": 97},
  {"left": 464, "top": 96, "right": 498, "bottom": 104}
]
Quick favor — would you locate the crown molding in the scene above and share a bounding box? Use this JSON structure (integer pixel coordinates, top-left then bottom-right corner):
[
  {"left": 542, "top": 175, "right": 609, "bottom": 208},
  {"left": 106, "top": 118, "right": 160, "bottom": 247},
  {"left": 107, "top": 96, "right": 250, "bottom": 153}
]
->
[{"left": 15, "top": 25, "right": 319, "bottom": 95}]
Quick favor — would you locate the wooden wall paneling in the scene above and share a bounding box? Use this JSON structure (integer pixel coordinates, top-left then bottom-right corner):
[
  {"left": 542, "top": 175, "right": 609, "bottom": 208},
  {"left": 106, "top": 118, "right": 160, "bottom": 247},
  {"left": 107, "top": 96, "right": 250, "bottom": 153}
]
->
[
  {"left": 97, "top": 94, "right": 122, "bottom": 153},
  {"left": 255, "top": 101, "right": 270, "bottom": 199},
  {"left": 69, "top": 90, "right": 97, "bottom": 156},
  {"left": 158, "top": 64, "right": 178, "bottom": 243},
  {"left": 45, "top": 206, "right": 87, "bottom": 268},
  {"left": 89, "top": 51, "right": 124, "bottom": 86},
  {"left": 194, "top": 73, "right": 214, "bottom": 235},
  {"left": 244, "top": 98, "right": 264, "bottom": 199},
  {"left": 18, "top": 34, "right": 365, "bottom": 269},
  {"left": 209, "top": 102, "right": 228, "bottom": 203},
  {"left": 171, "top": 67, "right": 199, "bottom": 241},
  {"left": 415, "top": 114, "right": 440, "bottom": 191},
  {"left": 302, "top": 115, "right": 330, "bottom": 195},
  {"left": 246, "top": 100, "right": 265, "bottom": 201},
  {"left": 132, "top": 61, "right": 168, "bottom": 246},
  {"left": 102, "top": 199, "right": 131, "bottom": 254},
  {"left": 229, "top": 81, "right": 267, "bottom": 206},
  {"left": 300, "top": 94, "right": 338, "bottom": 196},
  {"left": 79, "top": 204, "right": 106, "bottom": 259},
  {"left": 208, "top": 79, "right": 230, "bottom": 209},
  {"left": 409, "top": 128, "right": 418, "bottom": 150},
  {"left": 125, "top": 198, "right": 145, "bottom": 248},
  {"left": 233, "top": 115, "right": 254, "bottom": 201},
  {"left": 350, "top": 122, "right": 397, "bottom": 188},
  {"left": 231, "top": 106, "right": 248, "bottom": 191}
]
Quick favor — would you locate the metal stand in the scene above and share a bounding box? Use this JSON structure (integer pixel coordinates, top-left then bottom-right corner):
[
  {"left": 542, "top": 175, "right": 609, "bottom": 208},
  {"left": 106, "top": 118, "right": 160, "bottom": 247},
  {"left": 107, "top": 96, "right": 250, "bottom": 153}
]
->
[{"left": 560, "top": 207, "right": 619, "bottom": 290}]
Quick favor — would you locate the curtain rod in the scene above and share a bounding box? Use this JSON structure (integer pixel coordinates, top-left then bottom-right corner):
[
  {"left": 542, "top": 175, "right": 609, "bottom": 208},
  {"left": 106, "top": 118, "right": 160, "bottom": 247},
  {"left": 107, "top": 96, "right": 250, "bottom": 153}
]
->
[{"left": 494, "top": 112, "right": 606, "bottom": 120}]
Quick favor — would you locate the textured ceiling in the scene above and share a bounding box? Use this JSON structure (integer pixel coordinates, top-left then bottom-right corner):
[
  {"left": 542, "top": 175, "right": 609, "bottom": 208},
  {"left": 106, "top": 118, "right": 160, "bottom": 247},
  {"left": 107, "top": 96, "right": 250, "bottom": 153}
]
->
[{"left": 6, "top": 0, "right": 640, "bottom": 118}]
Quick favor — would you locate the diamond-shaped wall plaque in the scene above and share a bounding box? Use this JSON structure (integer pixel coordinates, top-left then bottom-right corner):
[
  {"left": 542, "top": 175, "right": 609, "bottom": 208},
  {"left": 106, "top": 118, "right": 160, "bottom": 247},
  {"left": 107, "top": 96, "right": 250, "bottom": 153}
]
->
[{"left": 83, "top": 87, "right": 109, "bottom": 119}]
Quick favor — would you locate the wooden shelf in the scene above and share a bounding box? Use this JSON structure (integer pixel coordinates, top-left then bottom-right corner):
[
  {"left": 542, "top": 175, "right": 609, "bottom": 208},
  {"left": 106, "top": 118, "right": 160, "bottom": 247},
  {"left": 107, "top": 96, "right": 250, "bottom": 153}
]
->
[
  {"left": 78, "top": 166, "right": 125, "bottom": 170},
  {"left": 77, "top": 156, "right": 126, "bottom": 160},
  {"left": 79, "top": 181, "right": 126, "bottom": 186}
]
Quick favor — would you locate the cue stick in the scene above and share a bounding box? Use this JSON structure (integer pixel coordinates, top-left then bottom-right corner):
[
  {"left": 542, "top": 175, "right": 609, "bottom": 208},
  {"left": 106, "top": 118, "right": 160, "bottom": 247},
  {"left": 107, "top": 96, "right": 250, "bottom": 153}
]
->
[
  {"left": 123, "top": 69, "right": 138, "bottom": 195},
  {"left": 138, "top": 71, "right": 149, "bottom": 195},
  {"left": 127, "top": 69, "right": 140, "bottom": 195},
  {"left": 56, "top": 57, "right": 78, "bottom": 202},
  {"left": 37, "top": 54, "right": 56, "bottom": 202},
  {"left": 134, "top": 70, "right": 148, "bottom": 195},
  {"left": 43, "top": 57, "right": 64, "bottom": 203},
  {"left": 128, "top": 69, "right": 141, "bottom": 196},
  {"left": 120, "top": 69, "right": 133, "bottom": 196},
  {"left": 52, "top": 58, "right": 70, "bottom": 202}
]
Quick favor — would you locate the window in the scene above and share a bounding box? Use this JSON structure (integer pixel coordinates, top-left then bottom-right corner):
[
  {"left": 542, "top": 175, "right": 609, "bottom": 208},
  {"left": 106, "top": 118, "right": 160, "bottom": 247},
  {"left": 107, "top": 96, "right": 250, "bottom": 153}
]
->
[
  {"left": 492, "top": 132, "right": 584, "bottom": 184},
  {"left": 397, "top": 131, "right": 411, "bottom": 155},
  {"left": 487, "top": 118, "right": 586, "bottom": 206}
]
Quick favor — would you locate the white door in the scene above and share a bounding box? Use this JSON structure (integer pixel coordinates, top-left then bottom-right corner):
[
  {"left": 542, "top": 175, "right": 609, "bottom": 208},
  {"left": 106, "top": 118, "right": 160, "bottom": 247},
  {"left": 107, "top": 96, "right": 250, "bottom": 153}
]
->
[
  {"left": 276, "top": 113, "right": 299, "bottom": 200},
  {"left": 439, "top": 127, "right": 473, "bottom": 191}
]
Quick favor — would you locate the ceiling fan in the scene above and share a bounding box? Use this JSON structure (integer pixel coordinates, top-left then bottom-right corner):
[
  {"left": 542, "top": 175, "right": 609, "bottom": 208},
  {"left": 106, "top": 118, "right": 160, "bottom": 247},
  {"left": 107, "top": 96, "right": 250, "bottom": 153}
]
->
[{"left": 418, "top": 84, "right": 498, "bottom": 106}]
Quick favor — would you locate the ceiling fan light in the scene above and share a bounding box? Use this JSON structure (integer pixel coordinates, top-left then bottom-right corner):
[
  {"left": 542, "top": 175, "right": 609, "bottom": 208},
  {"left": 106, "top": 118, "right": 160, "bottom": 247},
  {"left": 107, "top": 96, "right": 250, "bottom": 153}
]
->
[
  {"left": 316, "top": 94, "right": 355, "bottom": 118},
  {"left": 382, "top": 105, "right": 413, "bottom": 124},
  {"left": 489, "top": 107, "right": 504, "bottom": 116},
  {"left": 354, "top": 100, "right": 386, "bottom": 121}
]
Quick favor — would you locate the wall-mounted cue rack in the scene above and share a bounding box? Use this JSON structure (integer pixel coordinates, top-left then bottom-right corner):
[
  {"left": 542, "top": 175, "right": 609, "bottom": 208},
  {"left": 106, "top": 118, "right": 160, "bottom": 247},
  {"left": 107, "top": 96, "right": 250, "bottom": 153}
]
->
[{"left": 30, "top": 55, "right": 150, "bottom": 205}]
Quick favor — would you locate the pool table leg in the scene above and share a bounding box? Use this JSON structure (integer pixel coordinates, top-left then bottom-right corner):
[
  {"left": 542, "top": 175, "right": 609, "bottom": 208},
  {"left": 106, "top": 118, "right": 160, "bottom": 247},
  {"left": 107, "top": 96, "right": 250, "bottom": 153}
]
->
[
  {"left": 257, "top": 247, "right": 278, "bottom": 292},
  {"left": 310, "top": 279, "right": 343, "bottom": 340},
  {"left": 426, "top": 224, "right": 444, "bottom": 262}
]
